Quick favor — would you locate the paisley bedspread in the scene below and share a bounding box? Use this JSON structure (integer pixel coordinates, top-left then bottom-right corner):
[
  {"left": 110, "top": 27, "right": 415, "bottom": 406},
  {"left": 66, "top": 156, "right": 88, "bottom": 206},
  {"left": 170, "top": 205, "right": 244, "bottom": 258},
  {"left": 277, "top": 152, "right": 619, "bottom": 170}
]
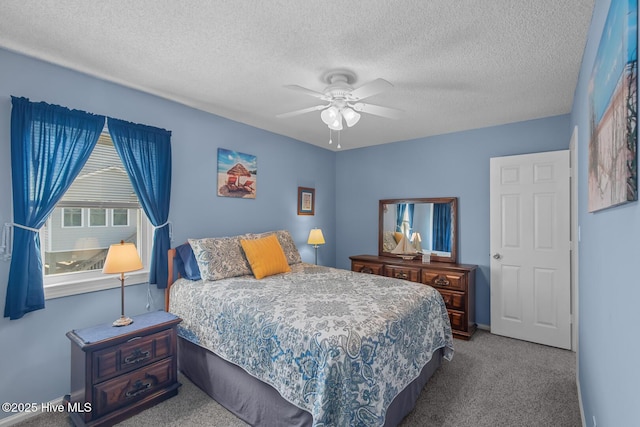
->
[{"left": 169, "top": 263, "right": 454, "bottom": 427}]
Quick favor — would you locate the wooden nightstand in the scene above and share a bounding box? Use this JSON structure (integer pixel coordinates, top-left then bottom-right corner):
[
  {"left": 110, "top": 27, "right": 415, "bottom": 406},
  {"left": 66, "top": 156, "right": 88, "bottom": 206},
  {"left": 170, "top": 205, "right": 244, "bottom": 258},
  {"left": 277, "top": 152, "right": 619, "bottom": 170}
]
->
[{"left": 65, "top": 311, "right": 182, "bottom": 427}]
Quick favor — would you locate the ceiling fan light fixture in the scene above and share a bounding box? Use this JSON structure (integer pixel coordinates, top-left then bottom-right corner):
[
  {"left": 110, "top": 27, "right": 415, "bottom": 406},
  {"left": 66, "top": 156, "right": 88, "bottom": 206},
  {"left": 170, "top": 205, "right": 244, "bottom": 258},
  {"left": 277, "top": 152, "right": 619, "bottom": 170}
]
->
[
  {"left": 321, "top": 106, "right": 340, "bottom": 126},
  {"left": 328, "top": 117, "right": 343, "bottom": 130},
  {"left": 342, "top": 108, "right": 361, "bottom": 127}
]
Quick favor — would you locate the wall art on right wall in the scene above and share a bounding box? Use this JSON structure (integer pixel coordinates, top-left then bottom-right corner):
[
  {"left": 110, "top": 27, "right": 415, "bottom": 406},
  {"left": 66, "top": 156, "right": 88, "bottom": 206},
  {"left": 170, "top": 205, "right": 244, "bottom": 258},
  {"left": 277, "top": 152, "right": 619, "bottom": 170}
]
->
[{"left": 588, "top": 0, "right": 637, "bottom": 212}]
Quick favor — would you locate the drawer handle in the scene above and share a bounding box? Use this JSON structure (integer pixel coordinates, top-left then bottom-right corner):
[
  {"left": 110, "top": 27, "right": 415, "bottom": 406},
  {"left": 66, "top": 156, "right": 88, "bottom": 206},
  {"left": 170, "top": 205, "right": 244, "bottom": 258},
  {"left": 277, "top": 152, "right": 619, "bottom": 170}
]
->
[
  {"left": 395, "top": 272, "right": 408, "bottom": 279},
  {"left": 360, "top": 267, "right": 374, "bottom": 274},
  {"left": 442, "top": 295, "right": 452, "bottom": 305},
  {"left": 435, "top": 276, "right": 450, "bottom": 286},
  {"left": 124, "top": 348, "right": 151, "bottom": 365},
  {"left": 125, "top": 378, "right": 153, "bottom": 398}
]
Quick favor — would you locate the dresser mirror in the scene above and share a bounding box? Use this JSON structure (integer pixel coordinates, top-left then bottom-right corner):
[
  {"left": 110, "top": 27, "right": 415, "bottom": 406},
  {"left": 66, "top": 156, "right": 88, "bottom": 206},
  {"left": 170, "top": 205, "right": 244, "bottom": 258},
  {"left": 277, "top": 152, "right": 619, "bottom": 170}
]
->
[{"left": 379, "top": 197, "right": 458, "bottom": 263}]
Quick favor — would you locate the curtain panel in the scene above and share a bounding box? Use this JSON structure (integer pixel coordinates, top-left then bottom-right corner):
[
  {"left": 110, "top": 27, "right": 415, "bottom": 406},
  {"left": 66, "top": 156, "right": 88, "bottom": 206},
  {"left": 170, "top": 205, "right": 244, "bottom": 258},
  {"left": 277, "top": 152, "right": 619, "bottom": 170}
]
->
[
  {"left": 396, "top": 204, "right": 406, "bottom": 234},
  {"left": 108, "top": 118, "right": 172, "bottom": 289},
  {"left": 4, "top": 97, "right": 105, "bottom": 320},
  {"left": 433, "top": 203, "right": 452, "bottom": 252}
]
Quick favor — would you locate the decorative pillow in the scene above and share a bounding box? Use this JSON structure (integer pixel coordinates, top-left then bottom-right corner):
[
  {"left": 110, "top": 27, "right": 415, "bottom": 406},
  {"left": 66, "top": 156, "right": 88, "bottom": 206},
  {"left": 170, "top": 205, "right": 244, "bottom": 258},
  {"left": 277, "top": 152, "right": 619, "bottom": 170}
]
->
[
  {"left": 383, "top": 231, "right": 397, "bottom": 252},
  {"left": 249, "top": 230, "right": 302, "bottom": 265},
  {"left": 240, "top": 234, "right": 291, "bottom": 279},
  {"left": 175, "top": 243, "right": 201, "bottom": 280},
  {"left": 188, "top": 235, "right": 252, "bottom": 281}
]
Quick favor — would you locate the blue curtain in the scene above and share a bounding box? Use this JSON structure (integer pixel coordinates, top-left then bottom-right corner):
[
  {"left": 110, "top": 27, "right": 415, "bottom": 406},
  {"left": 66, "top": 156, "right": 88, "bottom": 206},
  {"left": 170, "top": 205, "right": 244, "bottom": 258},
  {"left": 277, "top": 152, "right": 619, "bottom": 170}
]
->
[
  {"left": 4, "top": 97, "right": 105, "bottom": 320},
  {"left": 108, "top": 118, "right": 172, "bottom": 289},
  {"left": 433, "top": 203, "right": 452, "bottom": 252},
  {"left": 396, "top": 204, "right": 406, "bottom": 233},
  {"left": 407, "top": 203, "right": 415, "bottom": 234}
]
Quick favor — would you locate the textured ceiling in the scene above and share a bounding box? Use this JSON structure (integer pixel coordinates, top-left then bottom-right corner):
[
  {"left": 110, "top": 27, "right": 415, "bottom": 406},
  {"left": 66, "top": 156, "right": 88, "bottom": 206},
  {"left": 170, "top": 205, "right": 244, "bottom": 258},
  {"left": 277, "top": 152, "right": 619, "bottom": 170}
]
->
[{"left": 0, "top": 1, "right": 594, "bottom": 151}]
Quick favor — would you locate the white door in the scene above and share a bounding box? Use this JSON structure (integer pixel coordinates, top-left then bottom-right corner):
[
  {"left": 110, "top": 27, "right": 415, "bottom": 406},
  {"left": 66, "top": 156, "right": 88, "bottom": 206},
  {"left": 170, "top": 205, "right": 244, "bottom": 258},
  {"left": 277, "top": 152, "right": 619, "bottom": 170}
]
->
[{"left": 490, "top": 150, "right": 571, "bottom": 349}]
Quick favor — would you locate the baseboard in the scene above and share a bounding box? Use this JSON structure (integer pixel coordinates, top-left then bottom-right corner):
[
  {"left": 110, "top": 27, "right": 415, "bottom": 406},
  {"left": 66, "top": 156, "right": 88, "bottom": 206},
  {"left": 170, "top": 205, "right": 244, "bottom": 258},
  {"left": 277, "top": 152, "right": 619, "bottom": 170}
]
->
[
  {"left": 576, "top": 349, "right": 586, "bottom": 426},
  {"left": 0, "top": 396, "right": 64, "bottom": 427},
  {"left": 477, "top": 323, "right": 490, "bottom": 331}
]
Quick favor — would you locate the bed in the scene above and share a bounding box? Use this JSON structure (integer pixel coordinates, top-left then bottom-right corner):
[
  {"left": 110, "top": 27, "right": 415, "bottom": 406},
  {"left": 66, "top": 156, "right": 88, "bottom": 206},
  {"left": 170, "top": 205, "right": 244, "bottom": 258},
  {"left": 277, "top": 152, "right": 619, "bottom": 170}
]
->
[{"left": 165, "top": 230, "right": 454, "bottom": 427}]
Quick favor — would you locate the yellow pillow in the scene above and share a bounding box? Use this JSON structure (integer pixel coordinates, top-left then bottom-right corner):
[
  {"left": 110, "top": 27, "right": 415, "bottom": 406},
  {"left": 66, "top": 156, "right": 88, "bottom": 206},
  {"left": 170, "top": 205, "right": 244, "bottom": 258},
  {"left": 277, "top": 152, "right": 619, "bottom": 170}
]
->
[
  {"left": 240, "top": 234, "right": 291, "bottom": 279},
  {"left": 394, "top": 232, "right": 404, "bottom": 243}
]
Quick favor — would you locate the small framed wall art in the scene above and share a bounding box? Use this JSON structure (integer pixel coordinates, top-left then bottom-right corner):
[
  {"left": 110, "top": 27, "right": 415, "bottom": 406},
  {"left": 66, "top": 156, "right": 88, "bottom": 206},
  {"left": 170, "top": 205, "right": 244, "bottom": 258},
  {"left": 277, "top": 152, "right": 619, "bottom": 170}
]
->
[{"left": 297, "top": 187, "right": 315, "bottom": 215}]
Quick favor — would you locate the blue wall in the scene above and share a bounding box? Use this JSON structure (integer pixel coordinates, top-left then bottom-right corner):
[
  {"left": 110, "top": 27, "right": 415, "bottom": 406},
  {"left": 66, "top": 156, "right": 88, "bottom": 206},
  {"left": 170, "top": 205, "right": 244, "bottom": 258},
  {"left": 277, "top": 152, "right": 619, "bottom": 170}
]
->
[
  {"left": 3, "top": 2, "right": 638, "bottom": 422},
  {"left": 334, "top": 116, "right": 571, "bottom": 326},
  {"left": 571, "top": 0, "right": 640, "bottom": 425},
  {"left": 0, "top": 47, "right": 335, "bottom": 419}
]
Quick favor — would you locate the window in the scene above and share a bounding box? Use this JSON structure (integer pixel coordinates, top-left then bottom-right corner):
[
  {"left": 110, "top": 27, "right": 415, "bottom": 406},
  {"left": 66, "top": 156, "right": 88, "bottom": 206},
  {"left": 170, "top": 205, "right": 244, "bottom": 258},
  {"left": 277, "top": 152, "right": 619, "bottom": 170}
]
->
[
  {"left": 113, "top": 208, "right": 130, "bottom": 227},
  {"left": 62, "top": 208, "right": 83, "bottom": 227},
  {"left": 89, "top": 208, "right": 107, "bottom": 227},
  {"left": 42, "top": 132, "right": 150, "bottom": 299}
]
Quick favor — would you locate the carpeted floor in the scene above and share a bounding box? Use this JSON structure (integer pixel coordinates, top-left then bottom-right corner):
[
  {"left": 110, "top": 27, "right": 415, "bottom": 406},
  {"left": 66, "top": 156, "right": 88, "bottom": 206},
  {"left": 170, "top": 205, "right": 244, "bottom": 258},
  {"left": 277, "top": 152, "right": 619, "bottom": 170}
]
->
[{"left": 13, "top": 330, "right": 582, "bottom": 427}]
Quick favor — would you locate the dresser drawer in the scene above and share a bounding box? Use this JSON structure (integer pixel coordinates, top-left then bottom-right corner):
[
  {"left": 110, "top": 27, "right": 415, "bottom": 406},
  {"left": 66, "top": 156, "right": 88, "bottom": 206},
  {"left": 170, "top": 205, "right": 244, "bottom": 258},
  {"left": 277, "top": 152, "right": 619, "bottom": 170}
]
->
[
  {"left": 437, "top": 289, "right": 465, "bottom": 311},
  {"left": 422, "top": 270, "right": 466, "bottom": 291},
  {"left": 352, "top": 261, "right": 384, "bottom": 275},
  {"left": 447, "top": 310, "right": 466, "bottom": 331},
  {"left": 93, "top": 328, "right": 174, "bottom": 383},
  {"left": 92, "top": 357, "right": 175, "bottom": 417},
  {"left": 384, "top": 265, "right": 421, "bottom": 282}
]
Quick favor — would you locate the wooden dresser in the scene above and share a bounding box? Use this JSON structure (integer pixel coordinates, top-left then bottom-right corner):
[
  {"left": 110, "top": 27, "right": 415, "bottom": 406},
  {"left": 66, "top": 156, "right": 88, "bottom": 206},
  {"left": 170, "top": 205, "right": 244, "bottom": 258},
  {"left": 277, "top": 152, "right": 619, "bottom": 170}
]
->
[
  {"left": 350, "top": 255, "right": 477, "bottom": 340},
  {"left": 65, "top": 311, "right": 182, "bottom": 427}
]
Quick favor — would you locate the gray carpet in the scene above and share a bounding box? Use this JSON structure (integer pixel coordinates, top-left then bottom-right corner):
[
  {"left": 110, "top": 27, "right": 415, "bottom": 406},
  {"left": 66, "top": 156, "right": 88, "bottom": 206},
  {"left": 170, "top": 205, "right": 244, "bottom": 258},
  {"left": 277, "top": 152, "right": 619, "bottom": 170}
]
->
[{"left": 13, "top": 330, "right": 582, "bottom": 427}]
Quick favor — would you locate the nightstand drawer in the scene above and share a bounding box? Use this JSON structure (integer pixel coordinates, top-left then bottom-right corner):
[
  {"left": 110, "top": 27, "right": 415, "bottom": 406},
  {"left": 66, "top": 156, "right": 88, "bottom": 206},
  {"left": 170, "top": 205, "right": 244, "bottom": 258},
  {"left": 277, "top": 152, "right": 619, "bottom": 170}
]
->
[
  {"left": 422, "top": 270, "right": 465, "bottom": 290},
  {"left": 438, "top": 289, "right": 465, "bottom": 311},
  {"left": 93, "top": 328, "right": 174, "bottom": 383},
  {"left": 92, "top": 357, "right": 175, "bottom": 417}
]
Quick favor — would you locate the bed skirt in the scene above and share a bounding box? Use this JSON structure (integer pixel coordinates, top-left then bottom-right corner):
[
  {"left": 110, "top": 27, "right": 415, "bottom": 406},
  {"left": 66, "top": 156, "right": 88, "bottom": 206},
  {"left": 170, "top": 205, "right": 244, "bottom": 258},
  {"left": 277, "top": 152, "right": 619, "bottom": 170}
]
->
[{"left": 178, "top": 336, "right": 444, "bottom": 427}]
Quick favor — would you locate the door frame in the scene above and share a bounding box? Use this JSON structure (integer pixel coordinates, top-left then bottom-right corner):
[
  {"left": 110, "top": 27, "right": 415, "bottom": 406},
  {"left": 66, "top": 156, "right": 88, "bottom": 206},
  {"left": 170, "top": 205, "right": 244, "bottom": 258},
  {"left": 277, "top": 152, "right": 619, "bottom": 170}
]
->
[{"left": 570, "top": 126, "right": 579, "bottom": 352}]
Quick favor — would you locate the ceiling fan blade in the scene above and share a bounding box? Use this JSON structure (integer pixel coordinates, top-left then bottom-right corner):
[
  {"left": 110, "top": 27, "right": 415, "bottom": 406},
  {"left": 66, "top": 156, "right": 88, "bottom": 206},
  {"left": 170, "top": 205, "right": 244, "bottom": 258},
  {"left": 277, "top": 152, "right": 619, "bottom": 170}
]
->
[
  {"left": 352, "top": 102, "right": 402, "bottom": 120},
  {"left": 350, "top": 78, "right": 393, "bottom": 100},
  {"left": 276, "top": 104, "right": 327, "bottom": 119},
  {"left": 284, "top": 85, "right": 327, "bottom": 99}
]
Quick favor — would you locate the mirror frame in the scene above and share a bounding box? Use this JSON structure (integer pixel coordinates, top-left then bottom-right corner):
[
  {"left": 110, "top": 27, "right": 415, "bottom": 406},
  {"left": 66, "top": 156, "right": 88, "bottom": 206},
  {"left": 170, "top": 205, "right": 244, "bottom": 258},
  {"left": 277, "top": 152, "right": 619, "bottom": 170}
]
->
[{"left": 379, "top": 197, "right": 458, "bottom": 263}]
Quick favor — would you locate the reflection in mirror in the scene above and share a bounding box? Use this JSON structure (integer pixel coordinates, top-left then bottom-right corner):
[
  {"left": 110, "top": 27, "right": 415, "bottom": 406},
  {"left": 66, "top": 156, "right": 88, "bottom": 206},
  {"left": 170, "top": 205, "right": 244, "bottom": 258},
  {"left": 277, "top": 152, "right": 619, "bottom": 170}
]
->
[{"left": 379, "top": 198, "right": 457, "bottom": 263}]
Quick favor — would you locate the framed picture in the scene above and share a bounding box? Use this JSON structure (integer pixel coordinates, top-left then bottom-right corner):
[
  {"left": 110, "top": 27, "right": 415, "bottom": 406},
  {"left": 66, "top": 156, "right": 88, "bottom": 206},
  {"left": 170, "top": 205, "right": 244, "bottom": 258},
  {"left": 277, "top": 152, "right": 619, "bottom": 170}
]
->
[
  {"left": 588, "top": 0, "right": 637, "bottom": 212},
  {"left": 298, "top": 187, "right": 315, "bottom": 215},
  {"left": 217, "top": 148, "right": 257, "bottom": 199}
]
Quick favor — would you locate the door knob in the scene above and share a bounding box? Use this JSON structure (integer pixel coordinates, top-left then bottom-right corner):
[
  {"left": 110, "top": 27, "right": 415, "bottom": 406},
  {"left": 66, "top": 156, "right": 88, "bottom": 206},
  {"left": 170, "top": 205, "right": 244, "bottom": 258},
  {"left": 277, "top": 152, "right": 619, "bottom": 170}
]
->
[{"left": 492, "top": 253, "right": 502, "bottom": 260}]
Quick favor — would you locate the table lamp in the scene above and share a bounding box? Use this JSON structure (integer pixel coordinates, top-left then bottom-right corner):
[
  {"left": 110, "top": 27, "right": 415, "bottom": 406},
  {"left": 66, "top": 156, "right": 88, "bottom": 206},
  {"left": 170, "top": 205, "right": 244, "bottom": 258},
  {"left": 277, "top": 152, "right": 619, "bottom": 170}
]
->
[
  {"left": 307, "top": 228, "right": 325, "bottom": 265},
  {"left": 103, "top": 240, "right": 143, "bottom": 327},
  {"left": 411, "top": 232, "right": 422, "bottom": 252}
]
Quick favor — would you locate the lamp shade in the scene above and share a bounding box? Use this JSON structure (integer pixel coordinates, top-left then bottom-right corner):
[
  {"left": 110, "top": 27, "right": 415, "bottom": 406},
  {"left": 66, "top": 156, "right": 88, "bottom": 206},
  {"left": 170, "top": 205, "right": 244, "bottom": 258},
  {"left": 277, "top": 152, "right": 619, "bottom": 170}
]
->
[
  {"left": 327, "top": 117, "right": 343, "bottom": 131},
  {"left": 321, "top": 106, "right": 340, "bottom": 125},
  {"left": 321, "top": 106, "right": 343, "bottom": 130},
  {"left": 307, "top": 229, "right": 325, "bottom": 245},
  {"left": 342, "top": 108, "right": 361, "bottom": 127},
  {"left": 103, "top": 241, "right": 143, "bottom": 274}
]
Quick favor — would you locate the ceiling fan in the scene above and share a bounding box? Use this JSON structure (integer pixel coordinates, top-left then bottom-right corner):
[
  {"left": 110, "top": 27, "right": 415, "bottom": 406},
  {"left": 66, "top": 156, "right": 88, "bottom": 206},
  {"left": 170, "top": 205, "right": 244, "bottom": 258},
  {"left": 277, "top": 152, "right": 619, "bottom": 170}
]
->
[{"left": 277, "top": 69, "right": 402, "bottom": 131}]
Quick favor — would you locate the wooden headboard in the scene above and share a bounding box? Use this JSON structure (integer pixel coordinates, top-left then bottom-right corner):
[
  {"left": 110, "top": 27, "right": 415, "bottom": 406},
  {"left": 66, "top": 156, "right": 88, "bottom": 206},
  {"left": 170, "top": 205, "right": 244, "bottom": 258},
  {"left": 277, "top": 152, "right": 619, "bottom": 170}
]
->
[{"left": 164, "top": 247, "right": 180, "bottom": 311}]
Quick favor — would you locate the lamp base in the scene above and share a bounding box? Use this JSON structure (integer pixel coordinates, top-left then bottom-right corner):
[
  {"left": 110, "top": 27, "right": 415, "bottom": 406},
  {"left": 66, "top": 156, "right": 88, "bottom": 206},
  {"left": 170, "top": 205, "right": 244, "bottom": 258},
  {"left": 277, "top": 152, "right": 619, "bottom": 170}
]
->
[{"left": 113, "top": 316, "right": 133, "bottom": 327}]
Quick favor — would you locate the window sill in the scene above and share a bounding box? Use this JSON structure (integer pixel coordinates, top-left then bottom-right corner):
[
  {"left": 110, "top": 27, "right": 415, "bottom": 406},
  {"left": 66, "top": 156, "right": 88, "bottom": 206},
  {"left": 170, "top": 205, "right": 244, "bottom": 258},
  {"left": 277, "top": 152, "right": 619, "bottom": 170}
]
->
[{"left": 44, "top": 270, "right": 149, "bottom": 300}]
